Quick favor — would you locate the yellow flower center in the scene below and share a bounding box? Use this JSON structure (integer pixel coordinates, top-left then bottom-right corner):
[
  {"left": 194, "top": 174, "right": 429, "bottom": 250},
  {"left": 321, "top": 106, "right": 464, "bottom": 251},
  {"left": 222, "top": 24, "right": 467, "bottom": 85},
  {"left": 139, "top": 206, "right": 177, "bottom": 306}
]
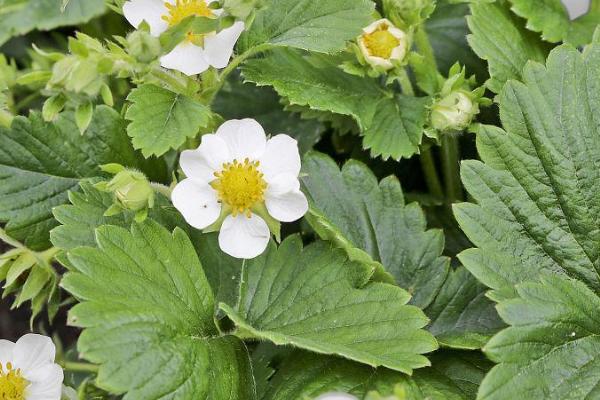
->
[
  {"left": 362, "top": 25, "right": 400, "bottom": 59},
  {"left": 0, "top": 362, "right": 28, "bottom": 400},
  {"left": 162, "top": 0, "right": 215, "bottom": 27},
  {"left": 211, "top": 159, "right": 267, "bottom": 217}
]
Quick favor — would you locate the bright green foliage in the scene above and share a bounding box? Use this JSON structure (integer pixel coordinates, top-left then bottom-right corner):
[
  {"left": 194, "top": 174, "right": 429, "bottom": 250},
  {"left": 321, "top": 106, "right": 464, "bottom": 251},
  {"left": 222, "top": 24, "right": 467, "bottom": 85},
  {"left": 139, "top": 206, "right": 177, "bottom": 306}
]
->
[
  {"left": 479, "top": 275, "right": 600, "bottom": 400},
  {"left": 261, "top": 350, "right": 491, "bottom": 400},
  {"left": 301, "top": 152, "right": 449, "bottom": 309},
  {"left": 0, "top": 0, "right": 105, "bottom": 46},
  {"left": 125, "top": 84, "right": 211, "bottom": 157},
  {"left": 509, "top": 0, "right": 600, "bottom": 46},
  {"left": 0, "top": 106, "right": 147, "bottom": 251},
  {"left": 243, "top": 49, "right": 429, "bottom": 160},
  {"left": 220, "top": 236, "right": 438, "bottom": 375},
  {"left": 425, "top": 268, "right": 504, "bottom": 350},
  {"left": 62, "top": 221, "right": 256, "bottom": 399},
  {"left": 213, "top": 77, "right": 325, "bottom": 154},
  {"left": 467, "top": 1, "right": 550, "bottom": 93},
  {"left": 455, "top": 42, "right": 600, "bottom": 397},
  {"left": 237, "top": 0, "right": 374, "bottom": 54}
]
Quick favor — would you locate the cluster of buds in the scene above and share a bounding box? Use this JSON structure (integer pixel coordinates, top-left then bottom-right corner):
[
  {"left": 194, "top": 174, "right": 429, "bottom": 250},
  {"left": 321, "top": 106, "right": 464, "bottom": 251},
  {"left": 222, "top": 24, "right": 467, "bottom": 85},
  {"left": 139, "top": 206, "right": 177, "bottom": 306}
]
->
[
  {"left": 95, "top": 164, "right": 155, "bottom": 222},
  {"left": 429, "top": 64, "right": 491, "bottom": 134}
]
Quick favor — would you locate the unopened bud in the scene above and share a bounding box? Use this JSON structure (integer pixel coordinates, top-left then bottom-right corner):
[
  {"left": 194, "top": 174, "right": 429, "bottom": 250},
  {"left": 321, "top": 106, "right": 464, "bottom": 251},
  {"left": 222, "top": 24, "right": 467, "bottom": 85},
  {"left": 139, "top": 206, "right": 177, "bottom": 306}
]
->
[
  {"left": 127, "top": 30, "right": 161, "bottom": 63},
  {"left": 107, "top": 169, "right": 154, "bottom": 212},
  {"left": 430, "top": 90, "right": 478, "bottom": 132}
]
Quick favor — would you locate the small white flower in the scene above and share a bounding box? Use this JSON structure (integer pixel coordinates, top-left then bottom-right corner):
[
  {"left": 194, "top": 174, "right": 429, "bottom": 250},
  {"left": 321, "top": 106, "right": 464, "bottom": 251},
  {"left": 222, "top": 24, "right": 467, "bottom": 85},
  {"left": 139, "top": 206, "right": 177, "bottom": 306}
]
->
[
  {"left": 315, "top": 393, "right": 359, "bottom": 400},
  {"left": 358, "top": 18, "right": 408, "bottom": 70},
  {"left": 0, "top": 334, "right": 63, "bottom": 400},
  {"left": 172, "top": 119, "right": 309, "bottom": 259},
  {"left": 122, "top": 0, "right": 245, "bottom": 75}
]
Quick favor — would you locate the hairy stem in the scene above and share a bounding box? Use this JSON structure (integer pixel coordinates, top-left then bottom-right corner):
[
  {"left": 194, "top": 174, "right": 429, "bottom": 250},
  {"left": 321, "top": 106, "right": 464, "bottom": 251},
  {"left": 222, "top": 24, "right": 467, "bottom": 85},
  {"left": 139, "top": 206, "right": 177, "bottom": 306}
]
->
[
  {"left": 441, "top": 134, "right": 463, "bottom": 202},
  {"left": 420, "top": 148, "right": 444, "bottom": 200}
]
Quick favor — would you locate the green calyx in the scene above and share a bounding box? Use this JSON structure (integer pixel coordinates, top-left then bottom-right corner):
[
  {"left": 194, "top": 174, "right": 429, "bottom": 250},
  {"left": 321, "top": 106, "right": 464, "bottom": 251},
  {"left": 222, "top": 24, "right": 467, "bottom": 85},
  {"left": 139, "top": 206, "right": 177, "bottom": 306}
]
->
[
  {"left": 382, "top": 0, "right": 435, "bottom": 29},
  {"left": 97, "top": 164, "right": 155, "bottom": 218}
]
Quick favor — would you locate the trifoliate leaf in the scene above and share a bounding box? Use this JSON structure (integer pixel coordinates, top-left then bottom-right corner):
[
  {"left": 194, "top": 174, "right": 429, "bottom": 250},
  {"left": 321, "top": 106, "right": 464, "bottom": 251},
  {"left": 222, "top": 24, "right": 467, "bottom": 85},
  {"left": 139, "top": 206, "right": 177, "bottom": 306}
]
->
[
  {"left": 51, "top": 182, "right": 240, "bottom": 305},
  {"left": 0, "top": 106, "right": 150, "bottom": 251},
  {"left": 479, "top": 275, "right": 600, "bottom": 400},
  {"left": 0, "top": 0, "right": 106, "bottom": 46},
  {"left": 425, "top": 267, "right": 505, "bottom": 350},
  {"left": 237, "top": 0, "right": 374, "bottom": 54},
  {"left": 125, "top": 84, "right": 211, "bottom": 158},
  {"left": 454, "top": 42, "right": 600, "bottom": 398},
  {"left": 242, "top": 49, "right": 429, "bottom": 160},
  {"left": 220, "top": 236, "right": 438, "bottom": 375},
  {"left": 456, "top": 42, "right": 600, "bottom": 293},
  {"left": 301, "top": 152, "right": 450, "bottom": 309},
  {"left": 213, "top": 76, "right": 325, "bottom": 154},
  {"left": 62, "top": 221, "right": 256, "bottom": 399},
  {"left": 509, "top": 0, "right": 600, "bottom": 46},
  {"left": 425, "top": 0, "right": 488, "bottom": 81},
  {"left": 467, "top": 1, "right": 550, "bottom": 93},
  {"left": 261, "top": 350, "right": 491, "bottom": 400}
]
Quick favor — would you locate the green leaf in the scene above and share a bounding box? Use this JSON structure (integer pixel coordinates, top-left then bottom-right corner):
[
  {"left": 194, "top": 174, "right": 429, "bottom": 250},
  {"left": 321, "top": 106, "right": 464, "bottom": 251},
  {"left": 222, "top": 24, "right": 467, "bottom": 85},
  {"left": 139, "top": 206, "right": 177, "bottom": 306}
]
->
[
  {"left": 51, "top": 182, "right": 240, "bottom": 305},
  {"left": 425, "top": 267, "right": 505, "bottom": 350},
  {"left": 455, "top": 42, "right": 600, "bottom": 293},
  {"left": 125, "top": 84, "right": 211, "bottom": 158},
  {"left": 467, "top": 1, "right": 550, "bottom": 93},
  {"left": 237, "top": 0, "right": 374, "bottom": 54},
  {"left": 242, "top": 49, "right": 429, "bottom": 160},
  {"left": 62, "top": 221, "right": 256, "bottom": 399},
  {"left": 260, "top": 350, "right": 491, "bottom": 400},
  {"left": 479, "top": 275, "right": 600, "bottom": 400},
  {"left": 0, "top": 0, "right": 106, "bottom": 46},
  {"left": 220, "top": 236, "right": 438, "bottom": 375},
  {"left": 509, "top": 0, "right": 600, "bottom": 46},
  {"left": 425, "top": 0, "right": 488, "bottom": 82},
  {"left": 301, "top": 152, "right": 450, "bottom": 309},
  {"left": 454, "top": 42, "right": 600, "bottom": 398},
  {"left": 0, "top": 106, "right": 150, "bottom": 251},
  {"left": 213, "top": 75, "right": 325, "bottom": 154}
]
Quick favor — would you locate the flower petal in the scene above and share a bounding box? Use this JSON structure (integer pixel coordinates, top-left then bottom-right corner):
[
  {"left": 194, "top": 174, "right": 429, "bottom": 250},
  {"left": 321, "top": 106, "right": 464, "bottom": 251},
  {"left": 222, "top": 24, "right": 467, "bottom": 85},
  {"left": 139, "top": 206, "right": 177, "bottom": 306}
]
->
[
  {"left": 266, "top": 188, "right": 308, "bottom": 222},
  {"left": 123, "top": 0, "right": 169, "bottom": 36},
  {"left": 160, "top": 42, "right": 210, "bottom": 76},
  {"left": 0, "top": 340, "right": 14, "bottom": 365},
  {"left": 216, "top": 119, "right": 267, "bottom": 161},
  {"left": 219, "top": 214, "right": 270, "bottom": 259},
  {"left": 12, "top": 334, "right": 55, "bottom": 372},
  {"left": 259, "top": 134, "right": 301, "bottom": 181},
  {"left": 180, "top": 135, "right": 231, "bottom": 181},
  {"left": 203, "top": 21, "right": 245, "bottom": 69},
  {"left": 172, "top": 179, "right": 221, "bottom": 229},
  {"left": 23, "top": 363, "right": 63, "bottom": 399}
]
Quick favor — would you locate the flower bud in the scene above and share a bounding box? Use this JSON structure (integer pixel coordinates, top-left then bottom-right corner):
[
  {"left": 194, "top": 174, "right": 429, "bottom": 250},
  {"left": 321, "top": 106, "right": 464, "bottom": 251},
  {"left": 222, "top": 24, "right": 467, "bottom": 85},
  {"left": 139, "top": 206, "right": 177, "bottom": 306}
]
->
[
  {"left": 383, "top": 0, "right": 434, "bottom": 27},
  {"left": 106, "top": 169, "right": 154, "bottom": 212},
  {"left": 357, "top": 19, "right": 409, "bottom": 71},
  {"left": 430, "top": 90, "right": 478, "bottom": 132},
  {"left": 127, "top": 29, "right": 161, "bottom": 63}
]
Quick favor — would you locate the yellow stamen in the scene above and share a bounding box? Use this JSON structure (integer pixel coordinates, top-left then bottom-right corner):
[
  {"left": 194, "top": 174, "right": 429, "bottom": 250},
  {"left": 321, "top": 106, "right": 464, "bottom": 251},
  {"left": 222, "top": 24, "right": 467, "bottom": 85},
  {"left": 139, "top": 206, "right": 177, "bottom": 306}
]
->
[
  {"left": 211, "top": 159, "right": 267, "bottom": 217},
  {"left": 0, "top": 362, "right": 28, "bottom": 400},
  {"left": 362, "top": 24, "right": 400, "bottom": 59},
  {"left": 161, "top": 0, "right": 215, "bottom": 27}
]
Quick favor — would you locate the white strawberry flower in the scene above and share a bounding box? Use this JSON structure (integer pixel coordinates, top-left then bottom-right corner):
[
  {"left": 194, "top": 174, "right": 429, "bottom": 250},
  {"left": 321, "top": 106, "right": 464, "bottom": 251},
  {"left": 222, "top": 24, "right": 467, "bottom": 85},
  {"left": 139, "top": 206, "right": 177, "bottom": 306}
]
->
[
  {"left": 0, "top": 334, "right": 63, "bottom": 400},
  {"left": 358, "top": 18, "right": 409, "bottom": 70},
  {"left": 122, "top": 0, "right": 245, "bottom": 75},
  {"left": 172, "top": 119, "right": 309, "bottom": 259}
]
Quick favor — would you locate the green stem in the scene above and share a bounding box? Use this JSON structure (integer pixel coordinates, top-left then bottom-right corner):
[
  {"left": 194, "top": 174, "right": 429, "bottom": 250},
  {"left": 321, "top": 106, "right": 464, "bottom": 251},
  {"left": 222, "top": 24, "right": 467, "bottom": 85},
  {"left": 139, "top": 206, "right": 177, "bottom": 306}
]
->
[
  {"left": 441, "top": 134, "right": 463, "bottom": 202},
  {"left": 151, "top": 182, "right": 173, "bottom": 199},
  {"left": 397, "top": 68, "right": 414, "bottom": 96},
  {"left": 414, "top": 26, "right": 437, "bottom": 70},
  {"left": 420, "top": 148, "right": 444, "bottom": 200},
  {"left": 205, "top": 44, "right": 272, "bottom": 104},
  {"left": 62, "top": 361, "right": 100, "bottom": 374}
]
